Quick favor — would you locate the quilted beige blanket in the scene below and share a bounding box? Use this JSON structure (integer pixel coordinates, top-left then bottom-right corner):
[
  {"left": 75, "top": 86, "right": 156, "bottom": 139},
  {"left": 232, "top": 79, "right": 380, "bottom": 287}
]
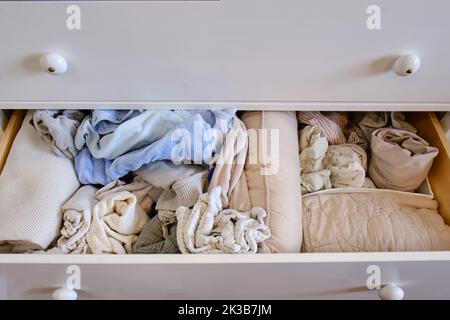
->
[{"left": 302, "top": 190, "right": 450, "bottom": 252}]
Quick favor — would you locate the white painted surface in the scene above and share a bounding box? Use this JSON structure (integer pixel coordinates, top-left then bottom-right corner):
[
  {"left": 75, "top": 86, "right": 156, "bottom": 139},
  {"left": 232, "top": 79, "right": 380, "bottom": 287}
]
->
[
  {"left": 1, "top": 257, "right": 450, "bottom": 299},
  {"left": 0, "top": 0, "right": 450, "bottom": 108}
]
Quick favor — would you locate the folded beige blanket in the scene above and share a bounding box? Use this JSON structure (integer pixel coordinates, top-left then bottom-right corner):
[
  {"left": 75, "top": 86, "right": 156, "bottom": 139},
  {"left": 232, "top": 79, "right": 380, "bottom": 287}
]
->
[
  {"left": 303, "top": 190, "right": 450, "bottom": 252},
  {"left": 369, "top": 128, "right": 439, "bottom": 192},
  {"left": 0, "top": 111, "right": 80, "bottom": 253},
  {"left": 358, "top": 112, "right": 417, "bottom": 142}
]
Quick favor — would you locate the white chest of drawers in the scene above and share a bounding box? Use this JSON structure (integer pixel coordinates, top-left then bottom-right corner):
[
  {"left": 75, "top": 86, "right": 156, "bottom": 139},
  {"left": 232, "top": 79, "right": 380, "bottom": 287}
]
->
[{"left": 1, "top": 0, "right": 450, "bottom": 300}]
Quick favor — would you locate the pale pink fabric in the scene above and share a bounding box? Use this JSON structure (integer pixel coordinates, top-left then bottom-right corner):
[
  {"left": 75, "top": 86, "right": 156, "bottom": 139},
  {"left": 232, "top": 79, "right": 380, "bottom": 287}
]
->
[
  {"left": 297, "top": 111, "right": 349, "bottom": 145},
  {"left": 208, "top": 116, "right": 251, "bottom": 211}
]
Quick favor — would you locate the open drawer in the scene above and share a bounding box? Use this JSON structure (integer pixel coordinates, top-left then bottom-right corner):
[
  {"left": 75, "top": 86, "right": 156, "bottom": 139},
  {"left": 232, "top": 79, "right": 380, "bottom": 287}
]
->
[{"left": 0, "top": 110, "right": 450, "bottom": 300}]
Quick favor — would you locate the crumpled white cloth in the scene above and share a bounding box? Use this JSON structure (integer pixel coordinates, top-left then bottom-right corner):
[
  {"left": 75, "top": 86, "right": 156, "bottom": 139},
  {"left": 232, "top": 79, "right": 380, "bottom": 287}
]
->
[
  {"left": 176, "top": 187, "right": 271, "bottom": 254},
  {"left": 299, "top": 126, "right": 332, "bottom": 193},
  {"left": 51, "top": 185, "right": 98, "bottom": 254},
  {"left": 326, "top": 144, "right": 367, "bottom": 188},
  {"left": 85, "top": 177, "right": 151, "bottom": 254},
  {"left": 301, "top": 170, "right": 332, "bottom": 194}
]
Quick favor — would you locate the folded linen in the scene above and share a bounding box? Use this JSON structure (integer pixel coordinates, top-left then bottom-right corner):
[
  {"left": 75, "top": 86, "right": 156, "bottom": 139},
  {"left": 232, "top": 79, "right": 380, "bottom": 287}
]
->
[
  {"left": 134, "top": 216, "right": 180, "bottom": 254},
  {"left": 208, "top": 116, "right": 251, "bottom": 211},
  {"left": 358, "top": 112, "right": 417, "bottom": 142},
  {"left": 0, "top": 111, "right": 80, "bottom": 252},
  {"left": 326, "top": 144, "right": 367, "bottom": 188},
  {"left": 75, "top": 109, "right": 235, "bottom": 185},
  {"left": 85, "top": 178, "right": 152, "bottom": 254},
  {"left": 302, "top": 191, "right": 450, "bottom": 252},
  {"left": 176, "top": 187, "right": 271, "bottom": 254},
  {"left": 33, "top": 110, "right": 85, "bottom": 159},
  {"left": 369, "top": 128, "right": 439, "bottom": 192}
]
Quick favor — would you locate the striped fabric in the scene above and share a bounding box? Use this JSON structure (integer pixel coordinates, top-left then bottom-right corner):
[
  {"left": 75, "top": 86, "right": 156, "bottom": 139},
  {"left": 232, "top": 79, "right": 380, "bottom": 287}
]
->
[
  {"left": 297, "top": 112, "right": 349, "bottom": 145},
  {"left": 345, "top": 124, "right": 369, "bottom": 150}
]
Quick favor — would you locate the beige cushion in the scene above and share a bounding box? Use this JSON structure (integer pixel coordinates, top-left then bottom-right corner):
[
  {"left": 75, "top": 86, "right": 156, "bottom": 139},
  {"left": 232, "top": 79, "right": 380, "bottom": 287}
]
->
[
  {"left": 241, "top": 111, "right": 302, "bottom": 253},
  {"left": 302, "top": 190, "right": 450, "bottom": 252}
]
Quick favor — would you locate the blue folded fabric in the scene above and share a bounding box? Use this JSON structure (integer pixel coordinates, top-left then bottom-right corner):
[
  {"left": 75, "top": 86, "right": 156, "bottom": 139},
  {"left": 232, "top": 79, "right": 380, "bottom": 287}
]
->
[
  {"left": 75, "top": 109, "right": 235, "bottom": 185},
  {"left": 91, "top": 110, "right": 144, "bottom": 135},
  {"left": 75, "top": 110, "right": 190, "bottom": 160}
]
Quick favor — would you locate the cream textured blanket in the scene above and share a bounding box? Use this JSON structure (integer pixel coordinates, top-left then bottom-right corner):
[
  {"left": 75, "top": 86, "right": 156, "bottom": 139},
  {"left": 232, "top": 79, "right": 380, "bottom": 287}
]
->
[
  {"left": 0, "top": 111, "right": 80, "bottom": 252},
  {"left": 176, "top": 187, "right": 271, "bottom": 254},
  {"left": 303, "top": 190, "right": 450, "bottom": 252}
]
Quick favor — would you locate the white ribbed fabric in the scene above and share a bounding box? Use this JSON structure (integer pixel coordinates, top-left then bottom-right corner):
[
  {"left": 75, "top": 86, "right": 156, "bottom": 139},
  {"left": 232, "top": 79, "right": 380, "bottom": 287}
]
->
[
  {"left": 176, "top": 187, "right": 271, "bottom": 254},
  {"left": 0, "top": 111, "right": 80, "bottom": 252}
]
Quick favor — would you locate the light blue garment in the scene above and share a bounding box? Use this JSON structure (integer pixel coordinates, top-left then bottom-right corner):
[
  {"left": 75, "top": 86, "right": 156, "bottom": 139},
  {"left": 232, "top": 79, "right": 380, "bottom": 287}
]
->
[
  {"left": 75, "top": 109, "right": 235, "bottom": 185},
  {"left": 91, "top": 110, "right": 144, "bottom": 135},
  {"left": 75, "top": 110, "right": 191, "bottom": 160}
]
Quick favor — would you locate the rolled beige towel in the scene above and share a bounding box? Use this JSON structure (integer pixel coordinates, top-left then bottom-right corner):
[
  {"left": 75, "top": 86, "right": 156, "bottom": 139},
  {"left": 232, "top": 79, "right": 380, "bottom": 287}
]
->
[{"left": 369, "top": 128, "right": 438, "bottom": 192}]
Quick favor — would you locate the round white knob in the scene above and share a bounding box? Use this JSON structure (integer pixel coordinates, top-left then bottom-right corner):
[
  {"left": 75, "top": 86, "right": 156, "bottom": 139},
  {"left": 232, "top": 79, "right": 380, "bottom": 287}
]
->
[
  {"left": 379, "top": 284, "right": 404, "bottom": 300},
  {"left": 52, "top": 287, "right": 78, "bottom": 300},
  {"left": 40, "top": 53, "right": 68, "bottom": 75},
  {"left": 393, "top": 54, "right": 421, "bottom": 76}
]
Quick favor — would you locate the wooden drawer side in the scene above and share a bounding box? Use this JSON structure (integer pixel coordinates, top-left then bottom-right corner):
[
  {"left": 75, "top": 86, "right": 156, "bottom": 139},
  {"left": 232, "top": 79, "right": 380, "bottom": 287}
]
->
[
  {"left": 408, "top": 112, "right": 450, "bottom": 224},
  {"left": 0, "top": 110, "right": 25, "bottom": 174}
]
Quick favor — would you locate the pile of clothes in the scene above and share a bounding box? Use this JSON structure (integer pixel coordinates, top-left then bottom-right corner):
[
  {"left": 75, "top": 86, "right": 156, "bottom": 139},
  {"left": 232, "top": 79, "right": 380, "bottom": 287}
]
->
[
  {"left": 0, "top": 109, "right": 271, "bottom": 254},
  {"left": 297, "top": 111, "right": 439, "bottom": 194}
]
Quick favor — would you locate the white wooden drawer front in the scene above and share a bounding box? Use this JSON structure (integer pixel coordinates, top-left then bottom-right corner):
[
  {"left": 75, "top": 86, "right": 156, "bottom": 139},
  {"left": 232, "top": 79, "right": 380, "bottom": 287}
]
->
[
  {"left": 1, "top": 254, "right": 450, "bottom": 300},
  {"left": 1, "top": 0, "right": 450, "bottom": 108},
  {"left": 0, "top": 111, "right": 449, "bottom": 300}
]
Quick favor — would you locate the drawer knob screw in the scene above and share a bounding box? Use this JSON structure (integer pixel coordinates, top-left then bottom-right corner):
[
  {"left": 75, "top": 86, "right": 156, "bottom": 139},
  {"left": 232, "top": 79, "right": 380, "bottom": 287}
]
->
[
  {"left": 393, "top": 54, "right": 421, "bottom": 76},
  {"left": 40, "top": 53, "right": 68, "bottom": 75}
]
